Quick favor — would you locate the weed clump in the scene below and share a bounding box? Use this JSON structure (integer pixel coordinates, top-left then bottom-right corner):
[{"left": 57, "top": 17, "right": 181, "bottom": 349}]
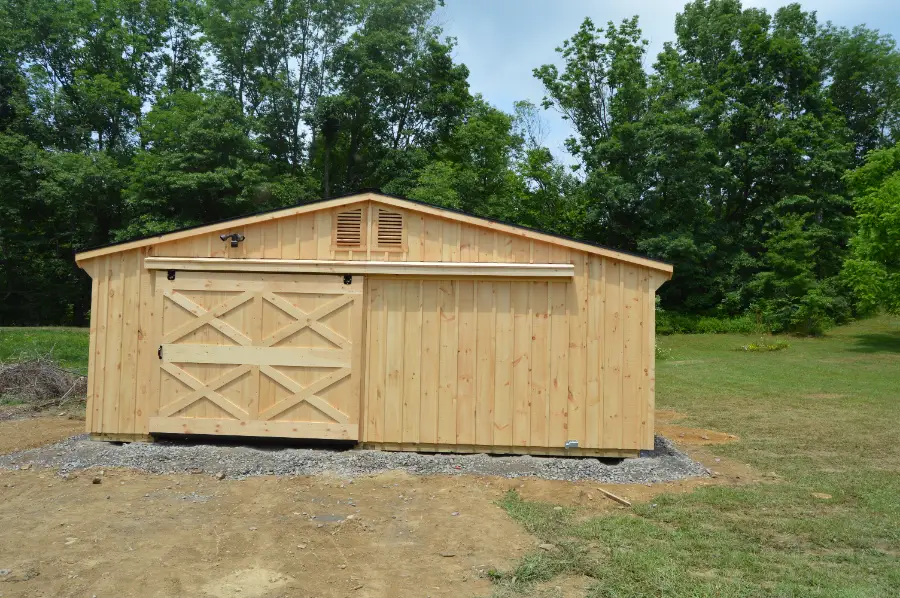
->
[{"left": 737, "top": 339, "right": 790, "bottom": 352}]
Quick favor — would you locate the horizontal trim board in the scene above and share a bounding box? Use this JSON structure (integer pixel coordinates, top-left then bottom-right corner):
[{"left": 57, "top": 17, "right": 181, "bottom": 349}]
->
[
  {"left": 164, "top": 279, "right": 359, "bottom": 293},
  {"left": 149, "top": 417, "right": 358, "bottom": 440},
  {"left": 145, "top": 257, "right": 575, "bottom": 278},
  {"left": 161, "top": 344, "right": 351, "bottom": 367},
  {"left": 361, "top": 442, "right": 641, "bottom": 458}
]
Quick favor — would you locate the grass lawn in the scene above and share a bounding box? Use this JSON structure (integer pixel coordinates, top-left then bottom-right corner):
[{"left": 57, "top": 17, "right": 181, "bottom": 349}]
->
[
  {"left": 0, "top": 327, "right": 89, "bottom": 373},
  {"left": 493, "top": 314, "right": 900, "bottom": 597}
]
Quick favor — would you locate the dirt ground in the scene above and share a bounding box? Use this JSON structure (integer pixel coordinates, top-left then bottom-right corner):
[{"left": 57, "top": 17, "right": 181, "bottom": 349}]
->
[
  {"left": 0, "top": 415, "right": 83, "bottom": 454},
  {"left": 0, "top": 413, "right": 746, "bottom": 598}
]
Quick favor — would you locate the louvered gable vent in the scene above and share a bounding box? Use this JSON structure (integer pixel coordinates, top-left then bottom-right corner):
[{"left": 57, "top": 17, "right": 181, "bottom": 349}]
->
[
  {"left": 376, "top": 208, "right": 404, "bottom": 249},
  {"left": 335, "top": 207, "right": 364, "bottom": 248}
]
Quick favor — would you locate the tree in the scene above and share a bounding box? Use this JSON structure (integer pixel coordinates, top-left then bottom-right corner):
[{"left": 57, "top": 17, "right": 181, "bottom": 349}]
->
[
  {"left": 120, "top": 90, "right": 270, "bottom": 238},
  {"left": 817, "top": 24, "right": 900, "bottom": 162},
  {"left": 842, "top": 143, "right": 900, "bottom": 313},
  {"left": 319, "top": 0, "right": 470, "bottom": 194}
]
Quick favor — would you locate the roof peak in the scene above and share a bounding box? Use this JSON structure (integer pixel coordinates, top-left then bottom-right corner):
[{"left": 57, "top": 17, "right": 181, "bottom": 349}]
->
[{"left": 75, "top": 191, "right": 673, "bottom": 275}]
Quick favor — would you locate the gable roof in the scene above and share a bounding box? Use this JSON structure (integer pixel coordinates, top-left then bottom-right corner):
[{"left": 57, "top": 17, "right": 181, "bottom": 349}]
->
[{"left": 74, "top": 190, "right": 673, "bottom": 275}]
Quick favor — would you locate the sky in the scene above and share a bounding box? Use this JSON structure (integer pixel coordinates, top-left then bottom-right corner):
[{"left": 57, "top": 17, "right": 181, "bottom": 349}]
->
[{"left": 434, "top": 0, "right": 900, "bottom": 161}]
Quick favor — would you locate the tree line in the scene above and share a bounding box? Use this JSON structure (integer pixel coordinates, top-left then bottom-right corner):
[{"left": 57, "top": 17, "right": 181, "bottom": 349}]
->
[{"left": 1, "top": 0, "right": 898, "bottom": 331}]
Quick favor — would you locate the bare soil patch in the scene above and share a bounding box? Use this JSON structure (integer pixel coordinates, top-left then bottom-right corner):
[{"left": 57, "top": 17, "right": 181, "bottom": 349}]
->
[
  {"left": 0, "top": 468, "right": 532, "bottom": 597},
  {"left": 0, "top": 415, "right": 83, "bottom": 454},
  {"left": 656, "top": 409, "right": 739, "bottom": 446}
]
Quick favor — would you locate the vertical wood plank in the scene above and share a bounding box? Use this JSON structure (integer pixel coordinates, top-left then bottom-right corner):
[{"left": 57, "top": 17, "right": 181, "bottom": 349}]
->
[
  {"left": 549, "top": 242, "right": 571, "bottom": 447},
  {"left": 365, "top": 203, "right": 374, "bottom": 260},
  {"left": 511, "top": 282, "right": 531, "bottom": 446},
  {"left": 406, "top": 213, "right": 425, "bottom": 261},
  {"left": 281, "top": 215, "right": 300, "bottom": 259},
  {"left": 299, "top": 213, "right": 317, "bottom": 259},
  {"left": 85, "top": 260, "right": 100, "bottom": 433},
  {"left": 244, "top": 222, "right": 265, "bottom": 258},
  {"left": 246, "top": 288, "right": 263, "bottom": 420},
  {"left": 548, "top": 281, "right": 569, "bottom": 447},
  {"left": 459, "top": 225, "right": 476, "bottom": 262},
  {"left": 420, "top": 281, "right": 441, "bottom": 443},
  {"left": 532, "top": 241, "right": 550, "bottom": 265},
  {"left": 603, "top": 259, "right": 624, "bottom": 448},
  {"left": 101, "top": 253, "right": 125, "bottom": 434},
  {"left": 456, "top": 280, "right": 476, "bottom": 444},
  {"left": 493, "top": 282, "right": 513, "bottom": 446},
  {"left": 586, "top": 256, "right": 604, "bottom": 448},
  {"left": 567, "top": 252, "right": 588, "bottom": 446},
  {"left": 384, "top": 281, "right": 405, "bottom": 442},
  {"left": 402, "top": 281, "right": 423, "bottom": 442},
  {"left": 210, "top": 231, "right": 228, "bottom": 258},
  {"left": 477, "top": 229, "right": 495, "bottom": 262},
  {"left": 134, "top": 249, "right": 155, "bottom": 434},
  {"left": 437, "top": 280, "right": 458, "bottom": 444},
  {"left": 441, "top": 221, "right": 460, "bottom": 262},
  {"left": 622, "top": 265, "right": 643, "bottom": 450},
  {"left": 497, "top": 233, "right": 513, "bottom": 263},
  {"left": 530, "top": 282, "right": 549, "bottom": 447},
  {"left": 264, "top": 220, "right": 281, "bottom": 258},
  {"left": 117, "top": 250, "right": 140, "bottom": 434},
  {"left": 366, "top": 280, "right": 386, "bottom": 442},
  {"left": 644, "top": 272, "right": 659, "bottom": 449},
  {"left": 357, "top": 276, "right": 370, "bottom": 438},
  {"left": 424, "top": 216, "right": 443, "bottom": 262},
  {"left": 348, "top": 276, "right": 365, "bottom": 425},
  {"left": 196, "top": 235, "right": 212, "bottom": 258},
  {"left": 511, "top": 237, "right": 530, "bottom": 264},
  {"left": 475, "top": 281, "right": 496, "bottom": 445},
  {"left": 315, "top": 209, "right": 332, "bottom": 259},
  {"left": 147, "top": 271, "right": 165, "bottom": 427}
]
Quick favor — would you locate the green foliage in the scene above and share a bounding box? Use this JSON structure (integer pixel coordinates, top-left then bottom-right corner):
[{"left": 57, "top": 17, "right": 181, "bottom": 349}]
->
[
  {"left": 842, "top": 143, "right": 900, "bottom": 313},
  {"left": 655, "top": 311, "right": 766, "bottom": 335},
  {"left": 121, "top": 90, "right": 271, "bottom": 238},
  {"left": 746, "top": 214, "right": 844, "bottom": 335}
]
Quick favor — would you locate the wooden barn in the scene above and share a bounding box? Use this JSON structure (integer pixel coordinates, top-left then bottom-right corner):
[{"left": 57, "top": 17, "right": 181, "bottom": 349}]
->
[{"left": 75, "top": 191, "right": 672, "bottom": 457}]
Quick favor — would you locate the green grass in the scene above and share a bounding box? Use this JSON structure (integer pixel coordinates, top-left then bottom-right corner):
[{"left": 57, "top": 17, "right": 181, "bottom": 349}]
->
[
  {"left": 0, "top": 327, "right": 89, "bottom": 373},
  {"left": 494, "top": 314, "right": 900, "bottom": 597}
]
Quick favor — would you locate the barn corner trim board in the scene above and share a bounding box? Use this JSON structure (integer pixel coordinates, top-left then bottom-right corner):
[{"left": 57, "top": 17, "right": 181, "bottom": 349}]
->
[{"left": 77, "top": 191, "right": 671, "bottom": 457}]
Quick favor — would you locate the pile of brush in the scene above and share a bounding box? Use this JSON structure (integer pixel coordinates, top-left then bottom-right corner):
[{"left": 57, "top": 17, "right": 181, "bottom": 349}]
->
[{"left": 0, "top": 355, "right": 86, "bottom": 412}]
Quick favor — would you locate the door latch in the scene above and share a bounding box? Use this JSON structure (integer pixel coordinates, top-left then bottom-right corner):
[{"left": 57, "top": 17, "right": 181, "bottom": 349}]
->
[
  {"left": 343, "top": 274, "right": 352, "bottom": 285},
  {"left": 167, "top": 269, "right": 176, "bottom": 281},
  {"left": 157, "top": 345, "right": 163, "bottom": 360}
]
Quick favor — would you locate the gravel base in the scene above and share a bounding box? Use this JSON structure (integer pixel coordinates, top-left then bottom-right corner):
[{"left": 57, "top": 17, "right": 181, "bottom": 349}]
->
[{"left": 0, "top": 435, "right": 708, "bottom": 484}]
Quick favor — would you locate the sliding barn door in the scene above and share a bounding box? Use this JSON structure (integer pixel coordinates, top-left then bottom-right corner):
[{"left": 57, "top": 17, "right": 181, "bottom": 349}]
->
[{"left": 148, "top": 271, "right": 363, "bottom": 440}]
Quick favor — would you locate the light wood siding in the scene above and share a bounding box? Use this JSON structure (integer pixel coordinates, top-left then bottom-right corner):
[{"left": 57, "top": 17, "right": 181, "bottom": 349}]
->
[
  {"left": 80, "top": 198, "right": 662, "bottom": 452},
  {"left": 145, "top": 201, "right": 602, "bottom": 267},
  {"left": 364, "top": 261, "right": 655, "bottom": 451},
  {"left": 83, "top": 247, "right": 157, "bottom": 436}
]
